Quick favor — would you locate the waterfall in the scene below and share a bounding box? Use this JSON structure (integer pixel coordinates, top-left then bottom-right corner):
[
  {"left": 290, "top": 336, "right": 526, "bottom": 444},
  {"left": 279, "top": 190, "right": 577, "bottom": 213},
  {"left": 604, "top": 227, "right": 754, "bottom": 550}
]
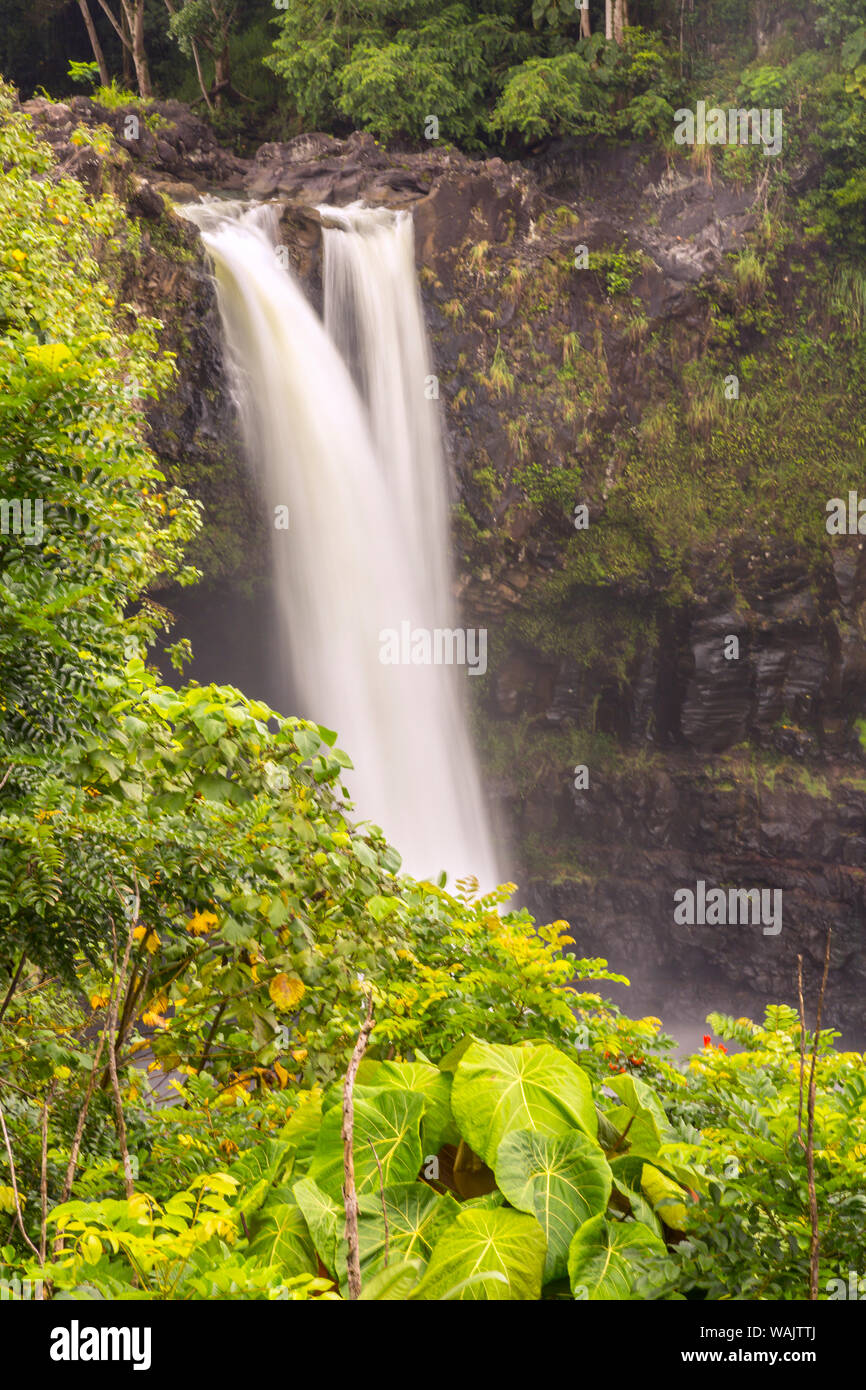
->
[{"left": 182, "top": 198, "right": 501, "bottom": 890}]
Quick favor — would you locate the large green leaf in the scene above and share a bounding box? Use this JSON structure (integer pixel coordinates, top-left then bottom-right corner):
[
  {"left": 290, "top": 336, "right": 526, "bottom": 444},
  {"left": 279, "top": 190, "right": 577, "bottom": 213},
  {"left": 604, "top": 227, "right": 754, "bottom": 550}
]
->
[
  {"left": 358, "top": 1259, "right": 425, "bottom": 1300},
  {"left": 293, "top": 1176, "right": 341, "bottom": 1272},
  {"left": 451, "top": 1039, "right": 597, "bottom": 1166},
  {"left": 337, "top": 1181, "right": 460, "bottom": 1292},
  {"left": 281, "top": 1096, "right": 324, "bottom": 1169},
  {"left": 246, "top": 1201, "right": 318, "bottom": 1278},
  {"left": 611, "top": 1179, "right": 662, "bottom": 1238},
  {"left": 495, "top": 1128, "right": 612, "bottom": 1282},
  {"left": 307, "top": 1086, "right": 425, "bottom": 1199},
  {"left": 411, "top": 1207, "right": 547, "bottom": 1301},
  {"left": 364, "top": 1060, "right": 458, "bottom": 1153},
  {"left": 602, "top": 1072, "right": 669, "bottom": 1155},
  {"left": 640, "top": 1163, "right": 688, "bottom": 1232},
  {"left": 603, "top": 1105, "right": 662, "bottom": 1157},
  {"left": 567, "top": 1214, "right": 666, "bottom": 1300},
  {"left": 606, "top": 1073, "right": 669, "bottom": 1132}
]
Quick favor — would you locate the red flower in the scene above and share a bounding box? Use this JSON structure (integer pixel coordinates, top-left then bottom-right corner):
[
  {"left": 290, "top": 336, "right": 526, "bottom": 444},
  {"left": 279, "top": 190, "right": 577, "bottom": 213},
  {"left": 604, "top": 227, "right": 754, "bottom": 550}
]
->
[
  {"left": 718, "top": 1044, "right": 727, "bottom": 1055},
  {"left": 703, "top": 1035, "right": 711, "bottom": 1048}
]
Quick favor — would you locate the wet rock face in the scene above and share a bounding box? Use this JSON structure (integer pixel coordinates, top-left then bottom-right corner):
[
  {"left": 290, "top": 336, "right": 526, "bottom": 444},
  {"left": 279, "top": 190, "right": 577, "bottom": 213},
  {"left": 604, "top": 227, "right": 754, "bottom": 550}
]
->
[
  {"left": 23, "top": 96, "right": 866, "bottom": 1041},
  {"left": 528, "top": 758, "right": 866, "bottom": 1047}
]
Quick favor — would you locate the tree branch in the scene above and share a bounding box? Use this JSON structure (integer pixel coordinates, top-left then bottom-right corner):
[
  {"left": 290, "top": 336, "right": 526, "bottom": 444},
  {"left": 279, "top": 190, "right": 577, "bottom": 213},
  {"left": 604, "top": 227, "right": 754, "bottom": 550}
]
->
[
  {"left": 40, "top": 1080, "right": 58, "bottom": 1267},
  {"left": 342, "top": 993, "right": 374, "bottom": 1300},
  {"left": 0, "top": 1088, "right": 41, "bottom": 1261},
  {"left": 0, "top": 951, "right": 27, "bottom": 1026},
  {"left": 796, "top": 954, "right": 806, "bottom": 1147},
  {"left": 107, "top": 914, "right": 138, "bottom": 1199},
  {"left": 806, "top": 931, "right": 831, "bottom": 1301},
  {"left": 94, "top": 0, "right": 130, "bottom": 50}
]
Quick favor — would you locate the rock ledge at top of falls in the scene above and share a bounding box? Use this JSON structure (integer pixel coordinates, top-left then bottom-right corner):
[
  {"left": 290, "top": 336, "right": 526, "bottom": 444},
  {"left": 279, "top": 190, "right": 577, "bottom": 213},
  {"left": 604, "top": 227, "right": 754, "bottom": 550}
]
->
[{"left": 19, "top": 94, "right": 249, "bottom": 190}]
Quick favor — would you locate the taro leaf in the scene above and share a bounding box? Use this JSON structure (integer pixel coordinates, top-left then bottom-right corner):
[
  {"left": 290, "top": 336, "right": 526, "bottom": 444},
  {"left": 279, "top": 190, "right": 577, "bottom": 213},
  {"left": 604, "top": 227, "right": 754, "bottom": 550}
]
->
[
  {"left": 495, "top": 1128, "right": 612, "bottom": 1282},
  {"left": 567, "top": 1214, "right": 666, "bottom": 1300},
  {"left": 451, "top": 1039, "right": 597, "bottom": 1167},
  {"left": 364, "top": 1060, "right": 459, "bottom": 1153},
  {"left": 293, "top": 1176, "right": 340, "bottom": 1273},
  {"left": 246, "top": 1201, "right": 317, "bottom": 1278},
  {"left": 603, "top": 1105, "right": 662, "bottom": 1157},
  {"left": 437, "top": 1035, "right": 476, "bottom": 1073},
  {"left": 336, "top": 1182, "right": 461, "bottom": 1293},
  {"left": 606, "top": 1073, "right": 668, "bottom": 1132},
  {"left": 609, "top": 1145, "right": 704, "bottom": 1195},
  {"left": 307, "top": 1086, "right": 425, "bottom": 1200},
  {"left": 640, "top": 1163, "right": 688, "bottom": 1232},
  {"left": 358, "top": 1259, "right": 425, "bottom": 1301},
  {"left": 411, "top": 1208, "right": 547, "bottom": 1301},
  {"left": 611, "top": 1179, "right": 662, "bottom": 1238},
  {"left": 459, "top": 1191, "right": 506, "bottom": 1212},
  {"left": 281, "top": 1096, "right": 324, "bottom": 1169}
]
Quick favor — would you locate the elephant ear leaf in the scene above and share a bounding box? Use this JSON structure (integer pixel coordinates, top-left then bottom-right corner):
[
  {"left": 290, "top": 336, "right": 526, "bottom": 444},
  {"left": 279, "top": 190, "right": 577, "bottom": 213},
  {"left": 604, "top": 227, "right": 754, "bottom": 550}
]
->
[
  {"left": 293, "top": 1176, "right": 341, "bottom": 1273},
  {"left": 364, "top": 1060, "right": 458, "bottom": 1152},
  {"left": 358, "top": 1259, "right": 425, "bottom": 1300},
  {"left": 606, "top": 1074, "right": 668, "bottom": 1132},
  {"left": 640, "top": 1163, "right": 689, "bottom": 1232},
  {"left": 568, "top": 1214, "right": 666, "bottom": 1300},
  {"left": 246, "top": 1201, "right": 317, "bottom": 1278},
  {"left": 495, "top": 1129, "right": 612, "bottom": 1282},
  {"left": 336, "top": 1182, "right": 460, "bottom": 1293},
  {"left": 451, "top": 1039, "right": 597, "bottom": 1166},
  {"left": 307, "top": 1086, "right": 425, "bottom": 1199},
  {"left": 603, "top": 1073, "right": 669, "bottom": 1153},
  {"left": 411, "top": 1207, "right": 547, "bottom": 1301}
]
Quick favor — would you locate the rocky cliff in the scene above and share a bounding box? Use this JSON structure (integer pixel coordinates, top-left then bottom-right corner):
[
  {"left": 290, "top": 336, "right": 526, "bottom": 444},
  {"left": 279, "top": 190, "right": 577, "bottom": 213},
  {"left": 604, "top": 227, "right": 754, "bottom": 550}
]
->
[{"left": 22, "top": 95, "right": 866, "bottom": 1044}]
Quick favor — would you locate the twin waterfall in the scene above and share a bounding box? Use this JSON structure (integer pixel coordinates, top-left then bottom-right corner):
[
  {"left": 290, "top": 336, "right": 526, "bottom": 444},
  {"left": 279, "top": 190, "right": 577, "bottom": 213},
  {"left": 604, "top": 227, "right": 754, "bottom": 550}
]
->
[{"left": 185, "top": 199, "right": 500, "bottom": 890}]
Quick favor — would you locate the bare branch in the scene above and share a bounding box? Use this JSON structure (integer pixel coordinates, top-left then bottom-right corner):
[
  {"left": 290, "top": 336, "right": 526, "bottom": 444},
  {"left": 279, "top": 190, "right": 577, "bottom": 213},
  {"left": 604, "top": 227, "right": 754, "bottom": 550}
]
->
[
  {"left": 342, "top": 993, "right": 375, "bottom": 1300},
  {"left": 107, "top": 912, "right": 139, "bottom": 1199},
  {"left": 94, "top": 0, "right": 130, "bottom": 50},
  {"left": 0, "top": 1088, "right": 41, "bottom": 1261},
  {"left": 796, "top": 954, "right": 806, "bottom": 1148},
  {"left": 0, "top": 951, "right": 27, "bottom": 1026},
  {"left": 40, "top": 1081, "right": 59, "bottom": 1266},
  {"left": 806, "top": 931, "right": 831, "bottom": 1300}
]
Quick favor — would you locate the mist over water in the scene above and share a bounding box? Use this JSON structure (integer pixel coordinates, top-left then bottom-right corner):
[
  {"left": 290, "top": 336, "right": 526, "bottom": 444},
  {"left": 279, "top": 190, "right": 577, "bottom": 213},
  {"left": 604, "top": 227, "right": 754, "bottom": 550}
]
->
[{"left": 183, "top": 198, "right": 501, "bottom": 891}]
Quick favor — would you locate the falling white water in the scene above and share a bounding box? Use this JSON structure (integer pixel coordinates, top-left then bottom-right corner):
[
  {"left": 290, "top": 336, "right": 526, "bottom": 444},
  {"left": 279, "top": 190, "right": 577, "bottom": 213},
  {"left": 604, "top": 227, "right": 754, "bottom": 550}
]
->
[{"left": 181, "top": 197, "right": 501, "bottom": 890}]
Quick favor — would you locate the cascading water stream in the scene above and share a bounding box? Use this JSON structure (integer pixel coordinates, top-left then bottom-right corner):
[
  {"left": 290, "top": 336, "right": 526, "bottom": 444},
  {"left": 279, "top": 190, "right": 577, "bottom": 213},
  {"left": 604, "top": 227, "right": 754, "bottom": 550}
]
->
[{"left": 182, "top": 198, "right": 501, "bottom": 890}]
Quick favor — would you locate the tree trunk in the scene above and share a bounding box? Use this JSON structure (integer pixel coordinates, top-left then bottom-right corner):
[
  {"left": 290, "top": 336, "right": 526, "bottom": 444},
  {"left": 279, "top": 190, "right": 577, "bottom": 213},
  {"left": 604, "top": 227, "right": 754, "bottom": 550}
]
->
[
  {"left": 605, "top": 0, "right": 613, "bottom": 42},
  {"left": 580, "top": 2, "right": 590, "bottom": 39},
  {"left": 76, "top": 0, "right": 110, "bottom": 85},
  {"left": 121, "top": 0, "right": 152, "bottom": 97},
  {"left": 120, "top": 5, "right": 134, "bottom": 86},
  {"left": 191, "top": 38, "right": 215, "bottom": 112},
  {"left": 613, "top": 0, "right": 627, "bottom": 42},
  {"left": 212, "top": 44, "right": 231, "bottom": 109}
]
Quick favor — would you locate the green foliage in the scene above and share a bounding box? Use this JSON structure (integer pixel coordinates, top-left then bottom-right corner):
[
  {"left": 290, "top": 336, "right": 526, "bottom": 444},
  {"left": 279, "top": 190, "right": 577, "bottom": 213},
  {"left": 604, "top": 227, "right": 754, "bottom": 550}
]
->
[
  {"left": 489, "top": 51, "right": 611, "bottom": 142},
  {"left": 67, "top": 60, "right": 100, "bottom": 89},
  {"left": 635, "top": 1009, "right": 866, "bottom": 1300},
  {"left": 6, "top": 1036, "right": 703, "bottom": 1300},
  {"left": 267, "top": 2, "right": 683, "bottom": 150},
  {"left": 267, "top": 0, "right": 539, "bottom": 148}
]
